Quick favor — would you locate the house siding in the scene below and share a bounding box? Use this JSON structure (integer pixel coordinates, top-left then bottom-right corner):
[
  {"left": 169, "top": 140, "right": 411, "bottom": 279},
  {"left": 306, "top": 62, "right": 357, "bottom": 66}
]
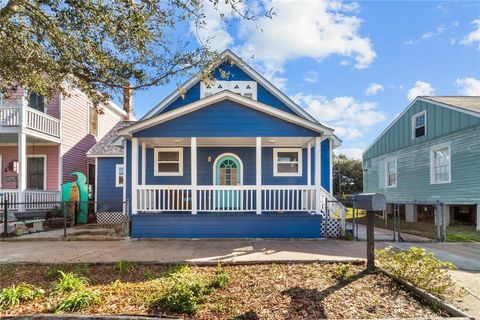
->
[
  {"left": 364, "top": 99, "right": 480, "bottom": 160},
  {"left": 61, "top": 89, "right": 122, "bottom": 183},
  {"left": 97, "top": 157, "right": 123, "bottom": 202},
  {"left": 364, "top": 125, "right": 480, "bottom": 204},
  {"left": 134, "top": 101, "right": 319, "bottom": 138},
  {"left": 160, "top": 61, "right": 296, "bottom": 116},
  {"left": 0, "top": 145, "right": 59, "bottom": 191},
  {"left": 131, "top": 213, "right": 322, "bottom": 238}
]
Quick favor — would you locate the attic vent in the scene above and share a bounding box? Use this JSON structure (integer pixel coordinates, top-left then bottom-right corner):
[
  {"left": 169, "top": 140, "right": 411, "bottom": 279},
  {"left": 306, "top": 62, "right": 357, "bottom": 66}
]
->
[{"left": 200, "top": 80, "right": 257, "bottom": 100}]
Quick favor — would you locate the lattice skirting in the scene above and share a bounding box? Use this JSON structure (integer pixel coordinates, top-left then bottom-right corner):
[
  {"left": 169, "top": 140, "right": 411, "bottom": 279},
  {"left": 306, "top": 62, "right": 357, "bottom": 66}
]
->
[{"left": 321, "top": 217, "right": 340, "bottom": 238}]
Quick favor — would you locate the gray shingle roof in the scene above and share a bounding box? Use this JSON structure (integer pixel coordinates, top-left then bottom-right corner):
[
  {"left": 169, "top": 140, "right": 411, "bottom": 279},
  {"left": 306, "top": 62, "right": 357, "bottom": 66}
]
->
[
  {"left": 422, "top": 96, "right": 480, "bottom": 115},
  {"left": 87, "top": 121, "right": 135, "bottom": 156}
]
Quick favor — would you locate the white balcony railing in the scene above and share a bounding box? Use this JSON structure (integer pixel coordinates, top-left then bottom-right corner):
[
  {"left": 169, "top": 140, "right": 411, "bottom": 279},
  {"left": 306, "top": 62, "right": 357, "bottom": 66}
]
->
[
  {"left": 136, "top": 185, "right": 329, "bottom": 213},
  {"left": 0, "top": 105, "right": 60, "bottom": 139},
  {"left": 24, "top": 107, "right": 61, "bottom": 138}
]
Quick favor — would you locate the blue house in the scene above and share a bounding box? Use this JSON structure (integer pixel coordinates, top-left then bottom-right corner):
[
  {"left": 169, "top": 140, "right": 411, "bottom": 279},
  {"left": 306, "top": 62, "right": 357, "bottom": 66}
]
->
[{"left": 88, "top": 50, "right": 343, "bottom": 238}]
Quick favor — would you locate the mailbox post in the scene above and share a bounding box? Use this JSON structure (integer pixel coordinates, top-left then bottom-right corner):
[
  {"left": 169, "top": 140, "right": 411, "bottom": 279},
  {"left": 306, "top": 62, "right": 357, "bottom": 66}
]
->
[{"left": 352, "top": 193, "right": 386, "bottom": 272}]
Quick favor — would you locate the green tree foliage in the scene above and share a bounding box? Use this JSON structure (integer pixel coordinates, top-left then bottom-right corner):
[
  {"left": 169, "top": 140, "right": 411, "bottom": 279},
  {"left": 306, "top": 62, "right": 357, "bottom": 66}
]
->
[
  {"left": 0, "top": 0, "right": 271, "bottom": 106},
  {"left": 333, "top": 154, "right": 363, "bottom": 198}
]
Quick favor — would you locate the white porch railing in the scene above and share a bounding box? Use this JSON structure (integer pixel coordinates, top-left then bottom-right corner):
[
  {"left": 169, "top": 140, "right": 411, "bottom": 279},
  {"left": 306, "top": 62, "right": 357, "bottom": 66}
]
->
[
  {"left": 0, "top": 107, "right": 20, "bottom": 126},
  {"left": 24, "top": 107, "right": 61, "bottom": 138},
  {"left": 0, "top": 189, "right": 20, "bottom": 204},
  {"left": 0, "top": 105, "right": 61, "bottom": 138},
  {"left": 0, "top": 190, "right": 61, "bottom": 210},
  {"left": 136, "top": 185, "right": 328, "bottom": 213}
]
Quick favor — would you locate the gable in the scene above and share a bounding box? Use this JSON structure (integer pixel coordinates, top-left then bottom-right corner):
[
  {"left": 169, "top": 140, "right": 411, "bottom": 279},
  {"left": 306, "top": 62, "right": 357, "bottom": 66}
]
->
[
  {"left": 134, "top": 99, "right": 319, "bottom": 138},
  {"left": 364, "top": 98, "right": 480, "bottom": 160},
  {"left": 160, "top": 61, "right": 295, "bottom": 115}
]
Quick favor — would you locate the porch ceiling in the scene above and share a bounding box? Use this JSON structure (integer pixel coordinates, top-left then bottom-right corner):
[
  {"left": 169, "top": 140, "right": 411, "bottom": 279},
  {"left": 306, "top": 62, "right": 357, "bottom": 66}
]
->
[
  {"left": 0, "top": 133, "right": 58, "bottom": 145},
  {"left": 137, "top": 136, "right": 315, "bottom": 148}
]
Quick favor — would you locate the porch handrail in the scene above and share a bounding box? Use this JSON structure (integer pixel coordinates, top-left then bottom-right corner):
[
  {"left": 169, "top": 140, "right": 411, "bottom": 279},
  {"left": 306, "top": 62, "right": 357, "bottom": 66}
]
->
[
  {"left": 24, "top": 106, "right": 61, "bottom": 138},
  {"left": 0, "top": 106, "right": 20, "bottom": 126}
]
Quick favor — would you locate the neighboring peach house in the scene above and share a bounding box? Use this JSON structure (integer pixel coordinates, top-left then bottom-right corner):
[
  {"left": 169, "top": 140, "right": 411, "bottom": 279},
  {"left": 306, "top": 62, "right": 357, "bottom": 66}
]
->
[{"left": 0, "top": 87, "right": 126, "bottom": 204}]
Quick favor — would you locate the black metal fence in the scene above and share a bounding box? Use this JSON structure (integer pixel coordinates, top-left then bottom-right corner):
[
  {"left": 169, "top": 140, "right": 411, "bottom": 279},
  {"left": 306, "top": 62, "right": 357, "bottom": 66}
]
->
[
  {"left": 346, "top": 200, "right": 446, "bottom": 242},
  {"left": 1, "top": 200, "right": 128, "bottom": 240}
]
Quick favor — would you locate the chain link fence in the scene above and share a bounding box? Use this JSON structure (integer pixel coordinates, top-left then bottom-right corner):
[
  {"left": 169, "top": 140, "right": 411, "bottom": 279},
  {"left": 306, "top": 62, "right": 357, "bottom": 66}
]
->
[
  {"left": 345, "top": 200, "right": 446, "bottom": 242},
  {"left": 1, "top": 200, "right": 129, "bottom": 240}
]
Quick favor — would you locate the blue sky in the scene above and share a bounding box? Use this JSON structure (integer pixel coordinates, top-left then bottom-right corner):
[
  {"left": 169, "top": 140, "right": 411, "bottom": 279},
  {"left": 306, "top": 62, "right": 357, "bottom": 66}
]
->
[{"left": 127, "top": 0, "right": 480, "bottom": 159}]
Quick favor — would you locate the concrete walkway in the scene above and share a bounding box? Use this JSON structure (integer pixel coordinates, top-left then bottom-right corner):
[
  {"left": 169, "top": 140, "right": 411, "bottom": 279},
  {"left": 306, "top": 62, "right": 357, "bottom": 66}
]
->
[{"left": 0, "top": 239, "right": 370, "bottom": 264}]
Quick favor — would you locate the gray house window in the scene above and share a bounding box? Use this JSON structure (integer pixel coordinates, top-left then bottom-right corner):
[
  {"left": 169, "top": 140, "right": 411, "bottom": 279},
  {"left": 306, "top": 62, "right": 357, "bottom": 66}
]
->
[{"left": 412, "top": 111, "right": 426, "bottom": 139}]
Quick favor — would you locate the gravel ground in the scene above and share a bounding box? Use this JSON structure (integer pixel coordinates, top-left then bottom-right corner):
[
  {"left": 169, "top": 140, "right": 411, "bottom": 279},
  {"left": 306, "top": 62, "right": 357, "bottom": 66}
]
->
[{"left": 0, "top": 263, "right": 446, "bottom": 319}]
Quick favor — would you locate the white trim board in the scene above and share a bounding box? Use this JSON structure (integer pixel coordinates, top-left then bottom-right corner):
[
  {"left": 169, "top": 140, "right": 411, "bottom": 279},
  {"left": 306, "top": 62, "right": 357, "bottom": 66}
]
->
[
  {"left": 141, "top": 49, "right": 317, "bottom": 123},
  {"left": 120, "top": 91, "right": 341, "bottom": 146}
]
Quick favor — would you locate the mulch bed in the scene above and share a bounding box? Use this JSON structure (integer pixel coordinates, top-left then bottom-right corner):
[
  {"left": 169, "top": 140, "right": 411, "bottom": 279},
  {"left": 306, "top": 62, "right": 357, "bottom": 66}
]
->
[{"left": 0, "top": 263, "right": 446, "bottom": 319}]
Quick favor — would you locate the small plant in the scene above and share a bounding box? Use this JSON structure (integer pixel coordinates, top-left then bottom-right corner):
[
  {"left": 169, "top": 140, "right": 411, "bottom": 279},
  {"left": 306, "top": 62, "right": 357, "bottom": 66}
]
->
[
  {"left": 0, "top": 283, "right": 44, "bottom": 308},
  {"left": 333, "top": 263, "right": 352, "bottom": 280},
  {"left": 53, "top": 271, "right": 88, "bottom": 293},
  {"left": 116, "top": 260, "right": 136, "bottom": 275},
  {"left": 54, "top": 290, "right": 99, "bottom": 312},
  {"left": 377, "top": 246, "right": 456, "bottom": 297},
  {"left": 152, "top": 265, "right": 211, "bottom": 314},
  {"left": 211, "top": 262, "right": 230, "bottom": 289}
]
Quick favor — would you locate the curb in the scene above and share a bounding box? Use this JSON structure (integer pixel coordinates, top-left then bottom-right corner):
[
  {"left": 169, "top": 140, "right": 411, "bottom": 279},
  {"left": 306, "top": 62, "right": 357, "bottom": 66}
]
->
[{"left": 379, "top": 268, "right": 474, "bottom": 319}]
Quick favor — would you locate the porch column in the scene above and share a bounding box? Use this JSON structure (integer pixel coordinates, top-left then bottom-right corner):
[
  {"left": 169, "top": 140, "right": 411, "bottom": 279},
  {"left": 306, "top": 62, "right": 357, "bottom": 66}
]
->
[
  {"left": 131, "top": 138, "right": 138, "bottom": 214},
  {"left": 18, "top": 132, "right": 27, "bottom": 203},
  {"left": 256, "top": 137, "right": 262, "bottom": 215},
  {"left": 307, "top": 141, "right": 312, "bottom": 186},
  {"left": 191, "top": 137, "right": 197, "bottom": 214},
  {"left": 141, "top": 142, "right": 146, "bottom": 185},
  {"left": 314, "top": 137, "right": 321, "bottom": 214}
]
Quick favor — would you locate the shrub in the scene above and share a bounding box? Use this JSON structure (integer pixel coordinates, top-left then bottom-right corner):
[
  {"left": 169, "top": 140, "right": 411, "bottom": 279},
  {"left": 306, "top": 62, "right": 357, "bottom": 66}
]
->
[
  {"left": 211, "top": 263, "right": 230, "bottom": 289},
  {"left": 0, "top": 283, "right": 44, "bottom": 308},
  {"left": 333, "top": 263, "right": 352, "bottom": 280},
  {"left": 53, "top": 271, "right": 88, "bottom": 293},
  {"left": 152, "top": 265, "right": 211, "bottom": 314},
  {"left": 54, "top": 290, "right": 99, "bottom": 312},
  {"left": 116, "top": 260, "right": 136, "bottom": 275},
  {"left": 376, "top": 246, "right": 456, "bottom": 297}
]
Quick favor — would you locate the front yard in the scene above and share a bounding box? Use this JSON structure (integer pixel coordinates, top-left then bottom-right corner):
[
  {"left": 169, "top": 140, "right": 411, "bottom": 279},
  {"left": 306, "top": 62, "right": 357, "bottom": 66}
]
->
[{"left": 0, "top": 262, "right": 446, "bottom": 319}]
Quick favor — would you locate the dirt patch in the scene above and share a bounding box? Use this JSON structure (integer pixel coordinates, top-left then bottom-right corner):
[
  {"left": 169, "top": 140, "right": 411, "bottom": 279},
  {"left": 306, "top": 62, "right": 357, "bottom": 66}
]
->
[{"left": 0, "top": 263, "right": 446, "bottom": 319}]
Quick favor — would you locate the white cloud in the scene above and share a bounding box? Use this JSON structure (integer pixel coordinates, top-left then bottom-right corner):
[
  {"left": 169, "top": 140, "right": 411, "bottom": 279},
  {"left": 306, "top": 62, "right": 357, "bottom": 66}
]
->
[
  {"left": 334, "top": 148, "right": 363, "bottom": 160},
  {"left": 292, "top": 94, "right": 386, "bottom": 142},
  {"left": 461, "top": 19, "right": 480, "bottom": 49},
  {"left": 190, "top": 1, "right": 238, "bottom": 51},
  {"left": 407, "top": 81, "right": 435, "bottom": 101},
  {"left": 235, "top": 0, "right": 375, "bottom": 85},
  {"left": 304, "top": 71, "right": 319, "bottom": 84},
  {"left": 405, "top": 25, "right": 446, "bottom": 45},
  {"left": 365, "top": 83, "right": 384, "bottom": 96},
  {"left": 455, "top": 77, "right": 480, "bottom": 95}
]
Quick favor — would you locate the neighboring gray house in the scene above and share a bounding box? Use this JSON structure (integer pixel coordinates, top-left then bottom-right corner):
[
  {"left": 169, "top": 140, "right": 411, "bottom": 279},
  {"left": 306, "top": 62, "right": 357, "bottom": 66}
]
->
[{"left": 363, "top": 96, "right": 480, "bottom": 231}]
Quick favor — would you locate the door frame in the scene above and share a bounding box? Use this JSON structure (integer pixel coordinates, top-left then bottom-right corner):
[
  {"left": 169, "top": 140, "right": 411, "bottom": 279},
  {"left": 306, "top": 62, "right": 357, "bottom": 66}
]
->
[
  {"left": 212, "top": 153, "right": 244, "bottom": 186},
  {"left": 26, "top": 154, "right": 47, "bottom": 191}
]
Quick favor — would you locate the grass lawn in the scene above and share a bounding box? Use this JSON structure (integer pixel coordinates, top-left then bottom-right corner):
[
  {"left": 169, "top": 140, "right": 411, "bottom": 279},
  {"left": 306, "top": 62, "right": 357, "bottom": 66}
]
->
[
  {"left": 445, "top": 225, "right": 480, "bottom": 242},
  {"left": 0, "top": 263, "right": 445, "bottom": 319}
]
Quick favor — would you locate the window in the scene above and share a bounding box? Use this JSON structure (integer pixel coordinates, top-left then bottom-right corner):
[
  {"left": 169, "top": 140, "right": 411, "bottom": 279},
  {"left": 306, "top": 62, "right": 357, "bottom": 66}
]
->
[
  {"left": 384, "top": 158, "right": 397, "bottom": 188},
  {"left": 115, "top": 164, "right": 124, "bottom": 187},
  {"left": 154, "top": 148, "right": 183, "bottom": 176},
  {"left": 430, "top": 144, "right": 451, "bottom": 184},
  {"left": 273, "top": 148, "right": 302, "bottom": 176},
  {"left": 88, "top": 104, "right": 98, "bottom": 136},
  {"left": 28, "top": 92, "right": 45, "bottom": 112},
  {"left": 200, "top": 80, "right": 257, "bottom": 100},
  {"left": 412, "top": 111, "right": 426, "bottom": 139},
  {"left": 27, "top": 155, "right": 46, "bottom": 190}
]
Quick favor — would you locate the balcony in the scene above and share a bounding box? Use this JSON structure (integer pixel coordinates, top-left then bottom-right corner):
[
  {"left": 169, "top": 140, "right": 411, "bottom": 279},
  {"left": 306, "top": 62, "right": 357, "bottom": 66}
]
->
[{"left": 0, "top": 105, "right": 61, "bottom": 140}]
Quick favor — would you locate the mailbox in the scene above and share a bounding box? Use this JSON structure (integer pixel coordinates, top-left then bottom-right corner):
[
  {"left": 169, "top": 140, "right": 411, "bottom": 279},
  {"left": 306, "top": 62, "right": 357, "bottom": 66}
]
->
[{"left": 352, "top": 193, "right": 386, "bottom": 211}]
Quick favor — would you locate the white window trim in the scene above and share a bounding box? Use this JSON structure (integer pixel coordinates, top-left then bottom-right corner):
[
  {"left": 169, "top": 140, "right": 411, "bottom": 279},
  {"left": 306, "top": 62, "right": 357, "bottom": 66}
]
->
[
  {"left": 26, "top": 154, "right": 47, "bottom": 191},
  {"left": 412, "top": 110, "right": 427, "bottom": 139},
  {"left": 115, "top": 164, "right": 124, "bottom": 187},
  {"left": 273, "top": 148, "right": 302, "bottom": 177},
  {"left": 430, "top": 143, "right": 451, "bottom": 185},
  {"left": 384, "top": 157, "right": 397, "bottom": 188},
  {"left": 154, "top": 147, "right": 183, "bottom": 176}
]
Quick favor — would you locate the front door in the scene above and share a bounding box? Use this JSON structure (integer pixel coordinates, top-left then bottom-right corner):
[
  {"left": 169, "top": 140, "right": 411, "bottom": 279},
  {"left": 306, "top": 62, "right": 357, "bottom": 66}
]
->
[{"left": 215, "top": 155, "right": 241, "bottom": 209}]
